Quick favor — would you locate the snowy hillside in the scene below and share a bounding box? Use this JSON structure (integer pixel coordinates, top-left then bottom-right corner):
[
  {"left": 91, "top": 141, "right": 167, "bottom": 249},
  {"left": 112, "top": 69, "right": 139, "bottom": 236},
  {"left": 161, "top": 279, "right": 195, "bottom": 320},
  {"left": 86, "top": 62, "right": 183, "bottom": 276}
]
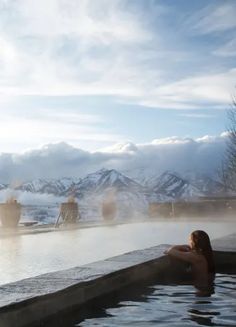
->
[
  {"left": 150, "top": 171, "right": 204, "bottom": 200},
  {"left": 0, "top": 167, "right": 232, "bottom": 223},
  {"left": 0, "top": 168, "right": 227, "bottom": 201},
  {"left": 15, "top": 177, "right": 80, "bottom": 196},
  {"left": 71, "top": 169, "right": 148, "bottom": 220},
  {"left": 124, "top": 168, "right": 227, "bottom": 197},
  {"left": 184, "top": 172, "right": 226, "bottom": 195},
  {"left": 69, "top": 168, "right": 145, "bottom": 197}
]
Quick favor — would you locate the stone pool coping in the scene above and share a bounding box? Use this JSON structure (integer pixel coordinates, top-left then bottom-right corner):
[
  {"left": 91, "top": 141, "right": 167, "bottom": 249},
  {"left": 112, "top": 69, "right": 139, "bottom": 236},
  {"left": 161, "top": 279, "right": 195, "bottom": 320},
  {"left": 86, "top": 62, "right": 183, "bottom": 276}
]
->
[{"left": 0, "top": 234, "right": 235, "bottom": 327}]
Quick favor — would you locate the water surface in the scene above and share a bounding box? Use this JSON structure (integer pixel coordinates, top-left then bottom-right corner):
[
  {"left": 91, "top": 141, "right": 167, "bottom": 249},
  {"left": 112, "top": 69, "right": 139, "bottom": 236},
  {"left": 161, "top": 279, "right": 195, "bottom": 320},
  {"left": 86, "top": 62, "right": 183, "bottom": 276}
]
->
[
  {"left": 0, "top": 220, "right": 235, "bottom": 285},
  {"left": 77, "top": 273, "right": 236, "bottom": 327}
]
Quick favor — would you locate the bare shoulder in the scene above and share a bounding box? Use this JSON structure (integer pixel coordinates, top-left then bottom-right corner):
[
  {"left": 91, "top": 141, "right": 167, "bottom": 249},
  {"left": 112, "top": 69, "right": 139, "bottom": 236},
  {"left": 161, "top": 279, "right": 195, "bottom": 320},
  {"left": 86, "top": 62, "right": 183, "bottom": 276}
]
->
[
  {"left": 181, "top": 250, "right": 199, "bottom": 262},
  {"left": 190, "top": 252, "right": 207, "bottom": 264}
]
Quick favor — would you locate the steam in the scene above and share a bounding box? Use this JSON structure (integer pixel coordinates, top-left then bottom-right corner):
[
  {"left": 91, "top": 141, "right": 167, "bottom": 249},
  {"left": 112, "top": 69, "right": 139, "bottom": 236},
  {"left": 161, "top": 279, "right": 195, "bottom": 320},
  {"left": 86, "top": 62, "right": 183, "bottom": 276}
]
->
[
  {"left": 0, "top": 189, "right": 65, "bottom": 206},
  {"left": 0, "top": 220, "right": 235, "bottom": 286}
]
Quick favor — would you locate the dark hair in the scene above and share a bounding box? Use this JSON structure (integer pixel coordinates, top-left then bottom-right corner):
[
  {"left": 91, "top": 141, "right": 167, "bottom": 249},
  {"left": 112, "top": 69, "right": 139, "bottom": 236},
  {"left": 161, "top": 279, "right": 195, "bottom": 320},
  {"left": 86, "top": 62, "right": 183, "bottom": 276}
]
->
[{"left": 191, "top": 230, "right": 215, "bottom": 274}]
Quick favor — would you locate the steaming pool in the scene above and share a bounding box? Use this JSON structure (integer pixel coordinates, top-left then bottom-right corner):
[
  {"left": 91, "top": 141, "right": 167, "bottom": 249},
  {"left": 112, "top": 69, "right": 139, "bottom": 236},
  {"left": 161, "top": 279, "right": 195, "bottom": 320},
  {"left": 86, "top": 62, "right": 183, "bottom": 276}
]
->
[
  {"left": 73, "top": 273, "right": 236, "bottom": 327},
  {"left": 0, "top": 219, "right": 236, "bottom": 286},
  {"left": 44, "top": 273, "right": 236, "bottom": 327}
]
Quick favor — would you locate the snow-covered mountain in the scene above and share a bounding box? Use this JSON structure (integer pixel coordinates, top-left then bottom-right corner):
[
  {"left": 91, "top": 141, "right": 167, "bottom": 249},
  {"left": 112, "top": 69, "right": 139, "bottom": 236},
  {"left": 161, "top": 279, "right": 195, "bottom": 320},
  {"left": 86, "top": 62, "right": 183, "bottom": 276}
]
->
[
  {"left": 15, "top": 177, "right": 80, "bottom": 196},
  {"left": 0, "top": 168, "right": 227, "bottom": 200},
  {"left": 69, "top": 169, "right": 148, "bottom": 219},
  {"left": 183, "top": 172, "right": 226, "bottom": 195},
  {"left": 0, "top": 168, "right": 232, "bottom": 222},
  {"left": 150, "top": 171, "right": 203, "bottom": 200},
  {"left": 125, "top": 168, "right": 228, "bottom": 197},
  {"left": 123, "top": 167, "right": 158, "bottom": 187},
  {"left": 69, "top": 168, "right": 145, "bottom": 197}
]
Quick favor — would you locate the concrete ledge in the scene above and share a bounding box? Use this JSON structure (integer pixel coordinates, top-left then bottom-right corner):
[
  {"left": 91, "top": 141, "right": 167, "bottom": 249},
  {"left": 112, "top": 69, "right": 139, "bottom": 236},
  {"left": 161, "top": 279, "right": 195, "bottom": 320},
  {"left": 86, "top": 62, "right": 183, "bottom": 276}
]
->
[
  {"left": 212, "top": 233, "right": 236, "bottom": 273},
  {"left": 0, "top": 245, "right": 174, "bottom": 327},
  {"left": 0, "top": 234, "right": 235, "bottom": 327}
]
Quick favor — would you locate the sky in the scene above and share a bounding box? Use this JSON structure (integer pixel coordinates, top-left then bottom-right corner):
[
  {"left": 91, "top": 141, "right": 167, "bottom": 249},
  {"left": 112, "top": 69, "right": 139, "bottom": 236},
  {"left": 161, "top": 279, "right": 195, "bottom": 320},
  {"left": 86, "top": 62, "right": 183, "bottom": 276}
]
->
[{"left": 0, "top": 0, "right": 235, "bottom": 181}]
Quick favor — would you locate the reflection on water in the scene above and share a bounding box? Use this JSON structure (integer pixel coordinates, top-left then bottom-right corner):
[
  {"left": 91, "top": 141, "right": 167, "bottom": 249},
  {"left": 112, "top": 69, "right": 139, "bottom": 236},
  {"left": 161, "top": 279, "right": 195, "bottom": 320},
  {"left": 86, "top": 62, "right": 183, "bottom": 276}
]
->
[
  {"left": 0, "top": 220, "right": 236, "bottom": 285},
  {"left": 77, "top": 274, "right": 236, "bottom": 327}
]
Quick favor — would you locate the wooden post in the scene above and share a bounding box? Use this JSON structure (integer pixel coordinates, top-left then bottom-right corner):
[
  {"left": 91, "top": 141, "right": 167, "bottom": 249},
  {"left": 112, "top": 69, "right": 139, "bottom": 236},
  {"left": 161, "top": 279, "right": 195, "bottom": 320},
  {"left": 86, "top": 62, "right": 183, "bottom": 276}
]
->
[{"left": 171, "top": 202, "right": 175, "bottom": 217}]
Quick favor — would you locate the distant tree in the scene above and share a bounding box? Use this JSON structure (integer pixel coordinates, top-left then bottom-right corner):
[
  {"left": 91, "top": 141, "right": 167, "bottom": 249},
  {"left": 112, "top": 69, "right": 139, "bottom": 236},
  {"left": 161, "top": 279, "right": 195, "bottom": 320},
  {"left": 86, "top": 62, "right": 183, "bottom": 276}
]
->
[
  {"left": 217, "top": 160, "right": 231, "bottom": 193},
  {"left": 224, "top": 95, "right": 236, "bottom": 190}
]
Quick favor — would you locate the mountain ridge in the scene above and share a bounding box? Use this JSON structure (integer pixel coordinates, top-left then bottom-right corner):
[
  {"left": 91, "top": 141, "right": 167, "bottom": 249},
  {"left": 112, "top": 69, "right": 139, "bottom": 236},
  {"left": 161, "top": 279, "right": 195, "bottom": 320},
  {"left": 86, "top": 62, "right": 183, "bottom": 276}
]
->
[
  {"left": 0, "top": 168, "right": 230, "bottom": 221},
  {"left": 0, "top": 168, "right": 227, "bottom": 200}
]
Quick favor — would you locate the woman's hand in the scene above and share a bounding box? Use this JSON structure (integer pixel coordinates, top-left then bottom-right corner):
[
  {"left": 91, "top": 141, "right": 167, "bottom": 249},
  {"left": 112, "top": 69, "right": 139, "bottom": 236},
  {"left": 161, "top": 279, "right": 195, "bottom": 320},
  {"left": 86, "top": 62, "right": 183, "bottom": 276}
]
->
[
  {"left": 164, "top": 245, "right": 196, "bottom": 263},
  {"left": 177, "top": 245, "right": 191, "bottom": 252},
  {"left": 165, "top": 245, "right": 190, "bottom": 252},
  {"left": 164, "top": 245, "right": 191, "bottom": 256}
]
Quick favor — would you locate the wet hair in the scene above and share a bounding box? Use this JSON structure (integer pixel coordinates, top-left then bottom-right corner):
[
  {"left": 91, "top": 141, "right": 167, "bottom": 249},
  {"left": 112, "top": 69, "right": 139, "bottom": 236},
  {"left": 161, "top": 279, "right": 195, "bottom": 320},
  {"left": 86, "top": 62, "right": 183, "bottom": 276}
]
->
[{"left": 191, "top": 230, "right": 215, "bottom": 274}]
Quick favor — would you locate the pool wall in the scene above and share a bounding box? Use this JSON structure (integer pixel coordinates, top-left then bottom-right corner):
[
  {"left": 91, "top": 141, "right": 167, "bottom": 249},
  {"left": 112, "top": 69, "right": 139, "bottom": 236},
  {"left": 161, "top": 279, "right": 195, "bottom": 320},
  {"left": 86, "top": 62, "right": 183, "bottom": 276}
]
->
[{"left": 0, "top": 234, "right": 236, "bottom": 327}]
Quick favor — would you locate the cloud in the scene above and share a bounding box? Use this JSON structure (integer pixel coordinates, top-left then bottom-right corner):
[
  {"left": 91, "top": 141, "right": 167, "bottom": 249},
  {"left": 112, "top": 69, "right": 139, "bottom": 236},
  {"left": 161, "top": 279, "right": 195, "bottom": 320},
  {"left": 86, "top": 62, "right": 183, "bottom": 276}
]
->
[
  {"left": 99, "top": 142, "right": 138, "bottom": 154},
  {"left": 10, "top": 0, "right": 150, "bottom": 43},
  {"left": 0, "top": 0, "right": 234, "bottom": 111},
  {"left": 0, "top": 134, "right": 227, "bottom": 183},
  {"left": 0, "top": 106, "right": 126, "bottom": 152},
  {"left": 0, "top": 0, "right": 155, "bottom": 97},
  {"left": 178, "top": 113, "right": 216, "bottom": 119},
  {"left": 189, "top": 2, "right": 236, "bottom": 34},
  {"left": 214, "top": 38, "right": 236, "bottom": 57},
  {"left": 140, "top": 68, "right": 236, "bottom": 109}
]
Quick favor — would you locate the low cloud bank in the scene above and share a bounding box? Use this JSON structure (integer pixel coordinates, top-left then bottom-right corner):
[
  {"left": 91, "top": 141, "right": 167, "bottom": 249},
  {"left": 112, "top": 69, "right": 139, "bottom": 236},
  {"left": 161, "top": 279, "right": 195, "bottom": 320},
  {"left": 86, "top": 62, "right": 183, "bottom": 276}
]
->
[{"left": 0, "top": 133, "right": 228, "bottom": 183}]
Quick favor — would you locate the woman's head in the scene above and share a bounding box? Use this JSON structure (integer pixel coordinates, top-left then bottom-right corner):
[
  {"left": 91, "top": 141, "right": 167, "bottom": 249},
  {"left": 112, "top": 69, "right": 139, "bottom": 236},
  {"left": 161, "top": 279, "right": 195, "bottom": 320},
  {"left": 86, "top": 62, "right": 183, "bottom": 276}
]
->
[
  {"left": 190, "top": 230, "right": 215, "bottom": 274},
  {"left": 190, "top": 230, "right": 212, "bottom": 252}
]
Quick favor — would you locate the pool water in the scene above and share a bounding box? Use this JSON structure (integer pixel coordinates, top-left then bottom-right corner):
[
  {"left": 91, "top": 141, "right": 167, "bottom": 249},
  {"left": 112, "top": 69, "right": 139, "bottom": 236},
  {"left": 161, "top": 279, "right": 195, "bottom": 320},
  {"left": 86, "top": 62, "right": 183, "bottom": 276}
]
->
[
  {"left": 75, "top": 274, "right": 236, "bottom": 327},
  {"left": 1, "top": 220, "right": 236, "bottom": 285}
]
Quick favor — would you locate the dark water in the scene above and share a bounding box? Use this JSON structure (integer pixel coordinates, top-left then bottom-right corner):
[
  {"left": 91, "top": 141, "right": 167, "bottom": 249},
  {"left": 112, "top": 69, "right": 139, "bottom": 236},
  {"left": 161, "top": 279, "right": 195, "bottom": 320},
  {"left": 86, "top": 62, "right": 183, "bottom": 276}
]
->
[{"left": 74, "top": 274, "right": 236, "bottom": 327}]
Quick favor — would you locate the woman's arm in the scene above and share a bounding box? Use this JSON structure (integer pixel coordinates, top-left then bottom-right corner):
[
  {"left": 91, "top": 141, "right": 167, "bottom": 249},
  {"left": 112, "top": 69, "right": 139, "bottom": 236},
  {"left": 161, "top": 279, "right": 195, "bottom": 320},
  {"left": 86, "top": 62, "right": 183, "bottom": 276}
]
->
[
  {"left": 165, "top": 246, "right": 196, "bottom": 263},
  {"left": 169, "top": 245, "right": 191, "bottom": 252},
  {"left": 164, "top": 244, "right": 190, "bottom": 254}
]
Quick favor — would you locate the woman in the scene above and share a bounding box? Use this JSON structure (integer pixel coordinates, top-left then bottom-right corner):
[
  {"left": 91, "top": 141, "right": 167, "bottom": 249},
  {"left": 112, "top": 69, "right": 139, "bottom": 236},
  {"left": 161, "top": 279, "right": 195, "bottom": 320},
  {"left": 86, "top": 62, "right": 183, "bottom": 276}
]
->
[{"left": 165, "top": 230, "right": 215, "bottom": 290}]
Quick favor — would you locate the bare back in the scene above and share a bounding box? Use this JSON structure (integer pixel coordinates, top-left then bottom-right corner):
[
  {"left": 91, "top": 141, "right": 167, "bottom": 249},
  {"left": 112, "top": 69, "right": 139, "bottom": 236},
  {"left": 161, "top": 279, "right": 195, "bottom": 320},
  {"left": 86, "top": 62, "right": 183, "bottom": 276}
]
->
[
  {"left": 166, "top": 246, "right": 212, "bottom": 288},
  {"left": 190, "top": 252, "right": 209, "bottom": 287}
]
